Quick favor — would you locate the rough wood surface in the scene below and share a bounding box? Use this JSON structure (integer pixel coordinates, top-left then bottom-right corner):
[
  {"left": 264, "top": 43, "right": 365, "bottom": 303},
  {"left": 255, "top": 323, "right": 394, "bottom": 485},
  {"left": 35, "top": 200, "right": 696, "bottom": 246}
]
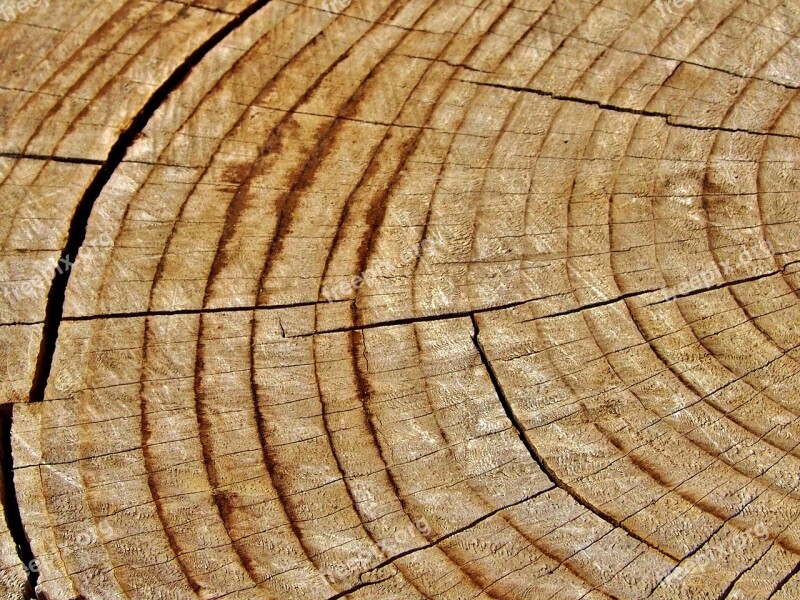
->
[{"left": 1, "top": 0, "right": 800, "bottom": 598}]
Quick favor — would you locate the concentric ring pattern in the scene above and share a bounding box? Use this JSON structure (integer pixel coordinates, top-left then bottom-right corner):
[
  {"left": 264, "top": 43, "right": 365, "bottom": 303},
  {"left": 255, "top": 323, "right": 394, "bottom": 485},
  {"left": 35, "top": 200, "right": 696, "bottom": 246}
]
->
[{"left": 1, "top": 0, "right": 800, "bottom": 598}]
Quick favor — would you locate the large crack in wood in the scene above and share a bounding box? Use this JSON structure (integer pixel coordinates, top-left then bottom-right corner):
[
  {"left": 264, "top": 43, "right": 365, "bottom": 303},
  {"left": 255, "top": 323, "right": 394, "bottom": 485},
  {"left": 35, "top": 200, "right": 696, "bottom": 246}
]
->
[
  {"left": 469, "top": 314, "right": 681, "bottom": 564},
  {"left": 27, "top": 0, "right": 276, "bottom": 403},
  {"left": 5, "top": 2, "right": 279, "bottom": 593},
  {"left": 47, "top": 264, "right": 789, "bottom": 333},
  {"left": 0, "top": 405, "right": 36, "bottom": 598}
]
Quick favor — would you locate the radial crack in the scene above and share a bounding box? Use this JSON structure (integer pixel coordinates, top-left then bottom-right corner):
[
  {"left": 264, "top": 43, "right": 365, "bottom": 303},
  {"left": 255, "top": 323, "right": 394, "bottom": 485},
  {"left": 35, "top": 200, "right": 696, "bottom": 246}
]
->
[
  {"left": 767, "top": 560, "right": 800, "bottom": 599},
  {"left": 62, "top": 298, "right": 347, "bottom": 322},
  {"left": 27, "top": 0, "right": 276, "bottom": 402},
  {"left": 469, "top": 314, "right": 679, "bottom": 563},
  {"left": 0, "top": 151, "right": 103, "bottom": 165},
  {"left": 0, "top": 405, "right": 36, "bottom": 597},
  {"left": 326, "top": 491, "right": 549, "bottom": 600},
  {"left": 461, "top": 79, "right": 800, "bottom": 140}
]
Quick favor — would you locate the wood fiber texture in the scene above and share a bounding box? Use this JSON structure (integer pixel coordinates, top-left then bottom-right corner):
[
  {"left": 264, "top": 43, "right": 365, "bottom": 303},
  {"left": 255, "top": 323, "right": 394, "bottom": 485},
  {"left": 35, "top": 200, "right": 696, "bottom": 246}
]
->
[{"left": 0, "top": 0, "right": 799, "bottom": 598}]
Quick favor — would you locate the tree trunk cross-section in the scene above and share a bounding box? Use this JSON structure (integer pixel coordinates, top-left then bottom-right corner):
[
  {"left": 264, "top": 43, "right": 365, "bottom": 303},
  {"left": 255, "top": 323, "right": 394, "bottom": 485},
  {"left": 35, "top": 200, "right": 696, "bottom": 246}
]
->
[{"left": 0, "top": 0, "right": 799, "bottom": 599}]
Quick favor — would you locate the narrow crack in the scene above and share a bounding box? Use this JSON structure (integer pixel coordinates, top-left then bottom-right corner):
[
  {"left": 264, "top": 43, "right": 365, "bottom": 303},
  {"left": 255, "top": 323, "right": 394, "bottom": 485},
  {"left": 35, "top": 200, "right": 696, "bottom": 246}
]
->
[
  {"left": 292, "top": 286, "right": 665, "bottom": 338},
  {"left": 511, "top": 24, "right": 800, "bottom": 93},
  {"left": 469, "top": 314, "right": 680, "bottom": 563},
  {"left": 460, "top": 79, "right": 800, "bottom": 141},
  {"left": 767, "top": 560, "right": 800, "bottom": 599},
  {"left": 0, "top": 405, "right": 36, "bottom": 598},
  {"left": 41, "top": 263, "right": 788, "bottom": 343},
  {"left": 61, "top": 298, "right": 347, "bottom": 322},
  {"left": 51, "top": 263, "right": 787, "bottom": 333},
  {"left": 325, "top": 491, "right": 548, "bottom": 600},
  {"left": 167, "top": 0, "right": 237, "bottom": 15},
  {"left": 0, "top": 320, "right": 42, "bottom": 328},
  {"left": 647, "top": 485, "right": 768, "bottom": 598},
  {"left": 303, "top": 267, "right": 784, "bottom": 337},
  {"left": 646, "top": 269, "right": 784, "bottom": 306},
  {"left": 0, "top": 151, "right": 103, "bottom": 165},
  {"left": 55, "top": 288, "right": 627, "bottom": 327},
  {"left": 27, "top": 0, "right": 275, "bottom": 402},
  {"left": 395, "top": 53, "right": 491, "bottom": 75}
]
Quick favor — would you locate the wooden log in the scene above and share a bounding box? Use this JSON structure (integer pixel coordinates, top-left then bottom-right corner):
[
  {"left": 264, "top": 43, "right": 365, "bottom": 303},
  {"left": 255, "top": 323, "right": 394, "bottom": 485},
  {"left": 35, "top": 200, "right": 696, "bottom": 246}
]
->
[{"left": 1, "top": 0, "right": 800, "bottom": 598}]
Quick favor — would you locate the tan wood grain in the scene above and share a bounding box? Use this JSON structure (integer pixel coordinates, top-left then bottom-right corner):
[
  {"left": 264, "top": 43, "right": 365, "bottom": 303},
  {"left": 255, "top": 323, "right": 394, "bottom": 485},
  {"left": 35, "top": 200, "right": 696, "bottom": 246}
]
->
[{"left": 0, "top": 0, "right": 799, "bottom": 598}]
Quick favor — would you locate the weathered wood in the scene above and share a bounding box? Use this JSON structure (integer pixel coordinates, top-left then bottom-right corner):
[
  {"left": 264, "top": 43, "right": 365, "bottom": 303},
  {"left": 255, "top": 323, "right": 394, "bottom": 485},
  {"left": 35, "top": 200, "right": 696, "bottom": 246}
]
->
[{"left": 1, "top": 0, "right": 800, "bottom": 598}]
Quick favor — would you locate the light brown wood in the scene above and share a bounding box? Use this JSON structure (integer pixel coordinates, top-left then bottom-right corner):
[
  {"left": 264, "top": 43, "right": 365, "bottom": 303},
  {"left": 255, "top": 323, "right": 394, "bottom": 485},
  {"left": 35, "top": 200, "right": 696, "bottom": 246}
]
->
[{"left": 1, "top": 0, "right": 800, "bottom": 598}]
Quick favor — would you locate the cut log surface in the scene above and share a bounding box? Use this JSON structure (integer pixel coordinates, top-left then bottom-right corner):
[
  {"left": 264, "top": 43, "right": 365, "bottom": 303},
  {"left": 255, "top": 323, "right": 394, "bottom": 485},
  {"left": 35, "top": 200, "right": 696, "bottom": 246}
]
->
[{"left": 1, "top": 0, "right": 800, "bottom": 598}]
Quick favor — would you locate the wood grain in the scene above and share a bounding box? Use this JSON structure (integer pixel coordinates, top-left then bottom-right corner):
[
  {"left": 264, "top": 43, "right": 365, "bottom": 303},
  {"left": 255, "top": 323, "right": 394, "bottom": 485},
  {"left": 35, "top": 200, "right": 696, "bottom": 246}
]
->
[{"left": 1, "top": 0, "right": 799, "bottom": 598}]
